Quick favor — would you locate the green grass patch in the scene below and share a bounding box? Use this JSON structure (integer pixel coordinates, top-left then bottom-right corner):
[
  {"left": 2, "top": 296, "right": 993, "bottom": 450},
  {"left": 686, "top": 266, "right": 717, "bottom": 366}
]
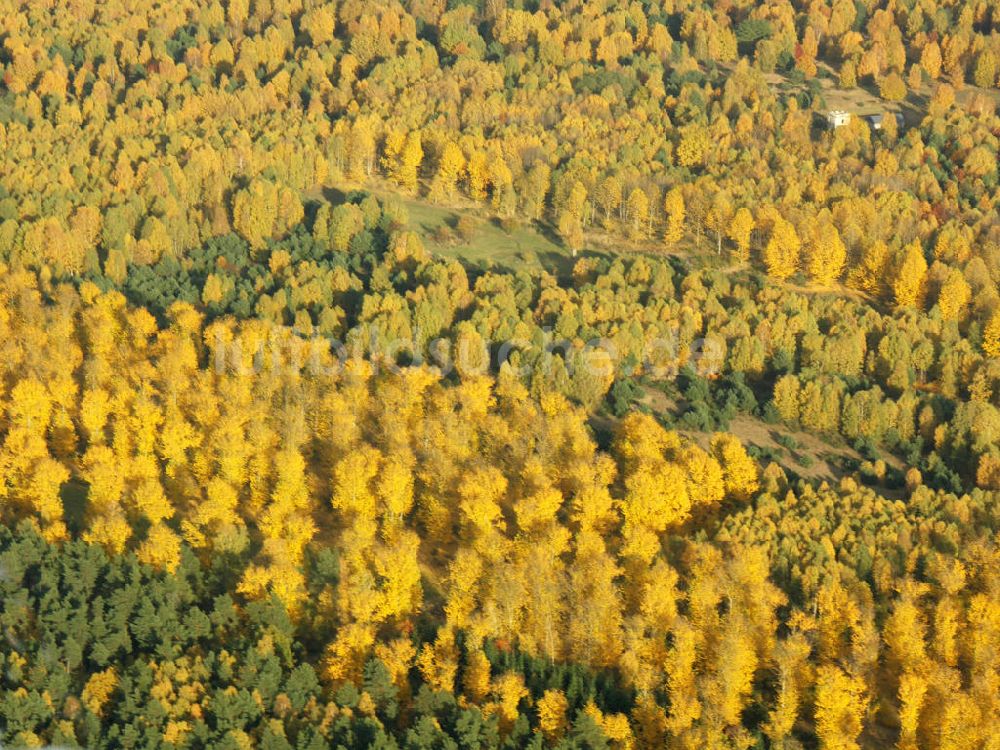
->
[
  {"left": 401, "top": 198, "right": 573, "bottom": 274},
  {"left": 317, "top": 182, "right": 617, "bottom": 278}
]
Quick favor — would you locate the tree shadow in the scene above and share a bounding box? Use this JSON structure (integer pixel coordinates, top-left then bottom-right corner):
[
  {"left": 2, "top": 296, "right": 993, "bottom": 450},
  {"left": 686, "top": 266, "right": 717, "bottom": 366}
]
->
[
  {"left": 321, "top": 186, "right": 349, "bottom": 205},
  {"left": 537, "top": 250, "right": 578, "bottom": 280},
  {"left": 60, "top": 479, "right": 89, "bottom": 535},
  {"left": 533, "top": 219, "right": 564, "bottom": 248}
]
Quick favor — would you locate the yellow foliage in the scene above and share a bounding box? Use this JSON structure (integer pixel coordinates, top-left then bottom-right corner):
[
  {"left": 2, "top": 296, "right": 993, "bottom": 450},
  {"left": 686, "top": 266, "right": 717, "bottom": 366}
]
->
[
  {"left": 462, "top": 649, "right": 492, "bottom": 703},
  {"left": 323, "top": 623, "right": 377, "bottom": 685},
  {"left": 663, "top": 187, "right": 685, "bottom": 245},
  {"left": 676, "top": 126, "right": 710, "bottom": 168},
  {"left": 537, "top": 689, "right": 569, "bottom": 741},
  {"left": 763, "top": 216, "right": 801, "bottom": 280},
  {"left": 710, "top": 617, "right": 758, "bottom": 726},
  {"left": 937, "top": 268, "right": 970, "bottom": 322},
  {"left": 163, "top": 720, "right": 192, "bottom": 745},
  {"left": 814, "top": 665, "right": 867, "bottom": 750},
  {"left": 665, "top": 619, "right": 702, "bottom": 734},
  {"left": 807, "top": 223, "right": 847, "bottom": 286},
  {"left": 710, "top": 433, "right": 759, "bottom": 501},
  {"left": 83, "top": 511, "right": 131, "bottom": 555},
  {"left": 893, "top": 241, "right": 928, "bottom": 310},
  {"left": 726, "top": 207, "right": 754, "bottom": 263},
  {"left": 897, "top": 670, "right": 927, "bottom": 750},
  {"left": 82, "top": 668, "right": 118, "bottom": 716},
  {"left": 136, "top": 523, "right": 183, "bottom": 573},
  {"left": 492, "top": 672, "right": 529, "bottom": 733},
  {"left": 585, "top": 700, "right": 634, "bottom": 749},
  {"left": 417, "top": 628, "right": 459, "bottom": 694}
]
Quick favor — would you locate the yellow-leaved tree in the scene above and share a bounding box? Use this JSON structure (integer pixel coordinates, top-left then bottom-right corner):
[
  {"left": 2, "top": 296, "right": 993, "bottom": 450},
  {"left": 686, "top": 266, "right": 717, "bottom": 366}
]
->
[
  {"left": 432, "top": 140, "right": 466, "bottom": 198},
  {"left": 893, "top": 241, "right": 928, "bottom": 310},
  {"left": 710, "top": 433, "right": 760, "bottom": 501},
  {"left": 848, "top": 240, "right": 889, "bottom": 297},
  {"left": 807, "top": 222, "right": 848, "bottom": 286},
  {"left": 814, "top": 665, "right": 868, "bottom": 750},
  {"left": 395, "top": 131, "right": 423, "bottom": 192},
  {"left": 984, "top": 309, "right": 1000, "bottom": 358},
  {"left": 663, "top": 187, "right": 685, "bottom": 245},
  {"left": 537, "top": 689, "right": 569, "bottom": 742},
  {"left": 626, "top": 187, "right": 650, "bottom": 240},
  {"left": 726, "top": 207, "right": 755, "bottom": 263},
  {"left": 232, "top": 179, "right": 278, "bottom": 250},
  {"left": 936, "top": 267, "right": 970, "bottom": 322},
  {"left": 557, "top": 181, "right": 588, "bottom": 257},
  {"left": 763, "top": 214, "right": 801, "bottom": 280}
]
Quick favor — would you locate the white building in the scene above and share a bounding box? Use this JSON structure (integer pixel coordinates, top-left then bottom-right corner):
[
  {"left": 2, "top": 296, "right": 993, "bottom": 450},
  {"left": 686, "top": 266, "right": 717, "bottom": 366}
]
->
[{"left": 826, "top": 110, "right": 851, "bottom": 129}]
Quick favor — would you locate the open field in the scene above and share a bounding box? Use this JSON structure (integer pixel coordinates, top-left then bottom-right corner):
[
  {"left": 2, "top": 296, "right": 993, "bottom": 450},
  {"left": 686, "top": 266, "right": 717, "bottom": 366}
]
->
[
  {"left": 316, "top": 183, "right": 563, "bottom": 264},
  {"left": 398, "top": 196, "right": 575, "bottom": 274},
  {"left": 319, "top": 181, "right": 632, "bottom": 278}
]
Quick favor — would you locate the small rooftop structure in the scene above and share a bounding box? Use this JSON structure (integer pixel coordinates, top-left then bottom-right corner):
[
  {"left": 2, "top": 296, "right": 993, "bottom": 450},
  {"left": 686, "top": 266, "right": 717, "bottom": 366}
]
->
[
  {"left": 866, "top": 111, "right": 905, "bottom": 130},
  {"left": 826, "top": 110, "right": 851, "bottom": 129}
]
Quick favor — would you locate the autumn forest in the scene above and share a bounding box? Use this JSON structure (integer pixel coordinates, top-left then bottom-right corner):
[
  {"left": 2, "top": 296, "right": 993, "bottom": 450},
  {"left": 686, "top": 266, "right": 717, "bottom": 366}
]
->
[{"left": 1, "top": 0, "right": 1000, "bottom": 748}]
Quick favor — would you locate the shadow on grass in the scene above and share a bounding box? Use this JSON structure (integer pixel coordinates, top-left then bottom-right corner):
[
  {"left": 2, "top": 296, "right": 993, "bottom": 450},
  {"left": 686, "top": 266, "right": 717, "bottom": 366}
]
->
[{"left": 321, "top": 185, "right": 349, "bottom": 205}]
